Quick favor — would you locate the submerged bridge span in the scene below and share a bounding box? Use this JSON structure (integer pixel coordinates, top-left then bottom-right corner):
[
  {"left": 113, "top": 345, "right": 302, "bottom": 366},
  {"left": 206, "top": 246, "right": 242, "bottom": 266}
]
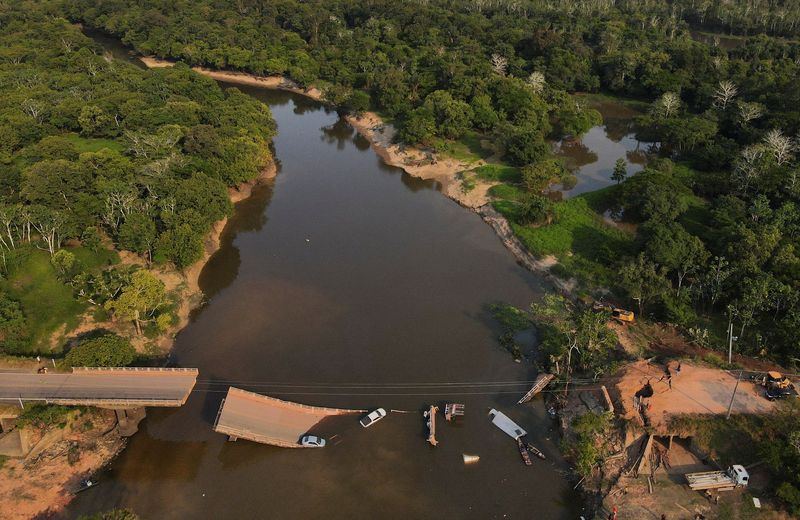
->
[{"left": 214, "top": 387, "right": 364, "bottom": 448}]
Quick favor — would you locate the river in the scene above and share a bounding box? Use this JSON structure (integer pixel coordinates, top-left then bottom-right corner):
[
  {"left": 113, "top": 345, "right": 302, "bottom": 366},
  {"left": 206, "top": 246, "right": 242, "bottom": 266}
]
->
[{"left": 64, "top": 66, "right": 585, "bottom": 517}]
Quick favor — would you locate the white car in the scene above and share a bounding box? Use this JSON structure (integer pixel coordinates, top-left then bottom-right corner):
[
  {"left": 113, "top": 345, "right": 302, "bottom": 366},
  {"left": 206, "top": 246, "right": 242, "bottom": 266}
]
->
[
  {"left": 359, "top": 408, "right": 387, "bottom": 428},
  {"left": 300, "top": 435, "right": 326, "bottom": 447}
]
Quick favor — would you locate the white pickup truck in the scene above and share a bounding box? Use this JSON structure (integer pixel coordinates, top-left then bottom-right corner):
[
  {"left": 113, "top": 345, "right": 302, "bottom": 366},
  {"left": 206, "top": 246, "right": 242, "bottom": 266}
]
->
[{"left": 685, "top": 465, "right": 749, "bottom": 491}]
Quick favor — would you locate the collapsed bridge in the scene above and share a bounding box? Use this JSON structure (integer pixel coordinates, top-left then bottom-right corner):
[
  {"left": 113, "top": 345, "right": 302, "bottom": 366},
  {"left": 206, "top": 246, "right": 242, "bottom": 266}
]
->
[{"left": 213, "top": 387, "right": 364, "bottom": 448}]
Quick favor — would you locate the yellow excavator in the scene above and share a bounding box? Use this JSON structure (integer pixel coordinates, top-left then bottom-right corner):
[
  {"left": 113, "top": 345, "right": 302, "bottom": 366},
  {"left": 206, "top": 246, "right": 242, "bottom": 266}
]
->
[{"left": 592, "top": 301, "right": 635, "bottom": 323}]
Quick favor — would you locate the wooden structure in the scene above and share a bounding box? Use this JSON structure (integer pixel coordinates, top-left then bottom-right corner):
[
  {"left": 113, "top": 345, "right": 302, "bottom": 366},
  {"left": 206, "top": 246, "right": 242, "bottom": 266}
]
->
[
  {"left": 214, "top": 387, "right": 363, "bottom": 448},
  {"left": 424, "top": 405, "right": 438, "bottom": 446},
  {"left": 444, "top": 403, "right": 465, "bottom": 421},
  {"left": 525, "top": 442, "right": 546, "bottom": 460},
  {"left": 517, "top": 373, "right": 555, "bottom": 404}
]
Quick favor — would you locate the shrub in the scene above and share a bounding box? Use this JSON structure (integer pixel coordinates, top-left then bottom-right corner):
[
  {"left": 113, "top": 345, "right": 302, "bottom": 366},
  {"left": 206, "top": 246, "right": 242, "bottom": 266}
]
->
[
  {"left": 78, "top": 509, "right": 140, "bottom": 520},
  {"left": 65, "top": 334, "right": 135, "bottom": 367},
  {"left": 16, "top": 404, "right": 73, "bottom": 429}
]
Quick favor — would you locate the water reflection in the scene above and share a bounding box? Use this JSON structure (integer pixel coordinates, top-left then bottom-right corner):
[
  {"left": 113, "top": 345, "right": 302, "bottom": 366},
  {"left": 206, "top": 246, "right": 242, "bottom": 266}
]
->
[
  {"left": 553, "top": 97, "right": 656, "bottom": 197},
  {"left": 68, "top": 50, "right": 582, "bottom": 519},
  {"left": 198, "top": 181, "right": 276, "bottom": 299}
]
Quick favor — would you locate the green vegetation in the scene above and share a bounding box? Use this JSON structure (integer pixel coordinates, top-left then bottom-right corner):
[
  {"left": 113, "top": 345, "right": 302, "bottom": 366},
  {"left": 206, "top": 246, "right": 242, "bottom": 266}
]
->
[
  {"left": 61, "top": 0, "right": 800, "bottom": 373},
  {"left": 65, "top": 334, "right": 135, "bottom": 367},
  {"left": 563, "top": 412, "right": 614, "bottom": 477},
  {"left": 15, "top": 404, "right": 75, "bottom": 430},
  {"left": 1, "top": 248, "right": 87, "bottom": 351},
  {"left": 671, "top": 402, "right": 800, "bottom": 516},
  {"left": 0, "top": 4, "right": 275, "bottom": 355}
]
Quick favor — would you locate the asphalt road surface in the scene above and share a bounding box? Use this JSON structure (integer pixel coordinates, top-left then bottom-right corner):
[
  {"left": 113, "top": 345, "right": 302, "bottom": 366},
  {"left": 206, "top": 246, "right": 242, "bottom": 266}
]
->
[{"left": 0, "top": 368, "right": 198, "bottom": 405}]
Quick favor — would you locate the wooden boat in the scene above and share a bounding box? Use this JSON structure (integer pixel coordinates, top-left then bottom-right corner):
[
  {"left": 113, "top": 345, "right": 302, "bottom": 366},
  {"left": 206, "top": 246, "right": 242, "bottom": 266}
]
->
[
  {"left": 526, "top": 443, "right": 546, "bottom": 460},
  {"left": 517, "top": 438, "right": 532, "bottom": 466}
]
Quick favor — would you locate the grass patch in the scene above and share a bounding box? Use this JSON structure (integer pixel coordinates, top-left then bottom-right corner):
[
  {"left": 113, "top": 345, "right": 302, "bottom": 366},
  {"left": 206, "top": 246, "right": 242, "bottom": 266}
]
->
[
  {"left": 472, "top": 164, "right": 521, "bottom": 183},
  {"left": 680, "top": 197, "right": 718, "bottom": 244},
  {"left": 62, "top": 133, "right": 125, "bottom": 153},
  {"left": 71, "top": 245, "right": 120, "bottom": 270},
  {"left": 2, "top": 247, "right": 85, "bottom": 352},
  {"left": 578, "top": 92, "right": 650, "bottom": 113},
  {"left": 492, "top": 186, "right": 634, "bottom": 287},
  {"left": 434, "top": 131, "right": 492, "bottom": 163},
  {"left": 668, "top": 413, "right": 764, "bottom": 467}
]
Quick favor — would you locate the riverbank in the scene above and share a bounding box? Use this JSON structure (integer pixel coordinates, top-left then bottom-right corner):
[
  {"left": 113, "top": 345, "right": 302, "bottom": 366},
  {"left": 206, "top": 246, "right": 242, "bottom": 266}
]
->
[
  {"left": 0, "top": 408, "right": 124, "bottom": 520},
  {"left": 65, "top": 160, "right": 278, "bottom": 355},
  {"left": 138, "top": 57, "right": 573, "bottom": 292},
  {"left": 0, "top": 162, "right": 278, "bottom": 519},
  {"left": 140, "top": 56, "right": 495, "bottom": 210}
]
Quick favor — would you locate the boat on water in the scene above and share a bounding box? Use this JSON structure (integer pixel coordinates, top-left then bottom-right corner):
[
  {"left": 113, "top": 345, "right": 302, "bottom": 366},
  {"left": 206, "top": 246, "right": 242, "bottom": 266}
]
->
[
  {"left": 488, "top": 409, "right": 527, "bottom": 440},
  {"left": 525, "top": 442, "right": 546, "bottom": 460},
  {"left": 517, "top": 438, "right": 532, "bottom": 466}
]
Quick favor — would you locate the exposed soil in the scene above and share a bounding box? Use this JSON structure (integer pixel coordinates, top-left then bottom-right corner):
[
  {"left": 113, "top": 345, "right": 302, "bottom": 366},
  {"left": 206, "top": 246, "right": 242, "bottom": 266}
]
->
[
  {"left": 140, "top": 56, "right": 496, "bottom": 210},
  {"left": 614, "top": 361, "right": 775, "bottom": 434},
  {"left": 0, "top": 409, "right": 124, "bottom": 520}
]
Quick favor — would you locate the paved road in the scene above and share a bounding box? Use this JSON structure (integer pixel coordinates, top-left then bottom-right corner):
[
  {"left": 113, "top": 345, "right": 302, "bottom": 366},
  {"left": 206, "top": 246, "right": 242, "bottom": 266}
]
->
[{"left": 0, "top": 368, "right": 198, "bottom": 406}]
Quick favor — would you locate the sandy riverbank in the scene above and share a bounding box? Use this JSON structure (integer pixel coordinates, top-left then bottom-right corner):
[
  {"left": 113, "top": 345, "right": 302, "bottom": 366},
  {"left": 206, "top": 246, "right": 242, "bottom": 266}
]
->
[
  {"left": 139, "top": 56, "right": 575, "bottom": 290},
  {"left": 140, "top": 56, "right": 494, "bottom": 209}
]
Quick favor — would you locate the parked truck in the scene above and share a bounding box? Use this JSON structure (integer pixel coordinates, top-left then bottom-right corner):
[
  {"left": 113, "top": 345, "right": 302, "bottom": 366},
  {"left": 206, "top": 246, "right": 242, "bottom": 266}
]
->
[{"left": 685, "top": 465, "right": 749, "bottom": 491}]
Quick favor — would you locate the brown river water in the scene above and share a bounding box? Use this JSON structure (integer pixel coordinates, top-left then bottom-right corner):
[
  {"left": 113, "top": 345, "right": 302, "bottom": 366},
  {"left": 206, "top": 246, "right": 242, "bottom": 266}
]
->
[{"left": 64, "top": 83, "right": 586, "bottom": 518}]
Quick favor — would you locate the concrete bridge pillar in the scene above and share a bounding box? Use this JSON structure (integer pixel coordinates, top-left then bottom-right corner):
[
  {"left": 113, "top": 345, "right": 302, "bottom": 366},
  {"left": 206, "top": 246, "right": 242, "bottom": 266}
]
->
[{"left": 115, "top": 407, "right": 146, "bottom": 437}]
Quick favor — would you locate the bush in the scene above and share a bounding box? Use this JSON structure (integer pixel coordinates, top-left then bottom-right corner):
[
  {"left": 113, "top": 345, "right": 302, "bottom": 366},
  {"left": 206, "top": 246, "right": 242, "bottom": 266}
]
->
[
  {"left": 563, "top": 412, "right": 613, "bottom": 477},
  {"left": 0, "top": 291, "right": 31, "bottom": 353},
  {"left": 156, "top": 224, "right": 204, "bottom": 269},
  {"left": 65, "top": 334, "right": 135, "bottom": 367},
  {"left": 16, "top": 404, "right": 73, "bottom": 429},
  {"left": 78, "top": 509, "right": 139, "bottom": 520}
]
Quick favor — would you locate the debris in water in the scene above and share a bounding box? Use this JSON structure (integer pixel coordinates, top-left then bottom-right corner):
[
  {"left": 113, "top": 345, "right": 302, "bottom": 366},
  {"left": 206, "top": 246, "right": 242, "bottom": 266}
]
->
[{"left": 463, "top": 454, "right": 480, "bottom": 464}]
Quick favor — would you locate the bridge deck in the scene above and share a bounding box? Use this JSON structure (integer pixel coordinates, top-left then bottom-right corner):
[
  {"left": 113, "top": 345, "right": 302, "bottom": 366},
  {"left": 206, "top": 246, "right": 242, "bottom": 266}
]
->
[
  {"left": 214, "top": 387, "right": 363, "bottom": 448},
  {"left": 0, "top": 367, "right": 198, "bottom": 407}
]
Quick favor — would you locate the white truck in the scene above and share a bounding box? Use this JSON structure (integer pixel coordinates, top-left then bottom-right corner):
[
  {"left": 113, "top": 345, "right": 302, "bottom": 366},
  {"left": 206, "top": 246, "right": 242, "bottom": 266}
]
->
[{"left": 685, "top": 465, "right": 749, "bottom": 491}]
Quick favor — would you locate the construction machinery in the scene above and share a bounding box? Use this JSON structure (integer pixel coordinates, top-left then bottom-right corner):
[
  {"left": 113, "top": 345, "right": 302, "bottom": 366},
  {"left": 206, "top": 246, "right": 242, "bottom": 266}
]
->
[
  {"left": 592, "top": 301, "right": 634, "bottom": 323},
  {"left": 685, "top": 465, "right": 749, "bottom": 491}
]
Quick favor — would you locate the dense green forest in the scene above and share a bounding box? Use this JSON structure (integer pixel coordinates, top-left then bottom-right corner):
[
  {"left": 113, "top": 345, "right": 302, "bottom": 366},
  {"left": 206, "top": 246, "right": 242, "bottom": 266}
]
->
[
  {"left": 0, "top": 3, "right": 275, "bottom": 354},
  {"left": 62, "top": 0, "right": 800, "bottom": 367}
]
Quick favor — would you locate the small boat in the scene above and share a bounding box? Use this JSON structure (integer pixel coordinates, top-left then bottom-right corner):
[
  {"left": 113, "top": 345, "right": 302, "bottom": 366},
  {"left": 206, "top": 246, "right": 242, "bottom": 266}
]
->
[
  {"left": 526, "top": 443, "right": 546, "bottom": 460},
  {"left": 517, "top": 438, "right": 532, "bottom": 466},
  {"left": 463, "top": 454, "right": 480, "bottom": 465}
]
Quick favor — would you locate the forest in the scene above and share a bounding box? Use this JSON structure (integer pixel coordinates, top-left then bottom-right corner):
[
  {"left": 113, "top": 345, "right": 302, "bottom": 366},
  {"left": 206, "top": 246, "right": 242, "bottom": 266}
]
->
[
  {"left": 0, "top": 2, "right": 275, "bottom": 354},
  {"left": 2, "top": 0, "right": 800, "bottom": 515},
  {"left": 60, "top": 0, "right": 800, "bottom": 368}
]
